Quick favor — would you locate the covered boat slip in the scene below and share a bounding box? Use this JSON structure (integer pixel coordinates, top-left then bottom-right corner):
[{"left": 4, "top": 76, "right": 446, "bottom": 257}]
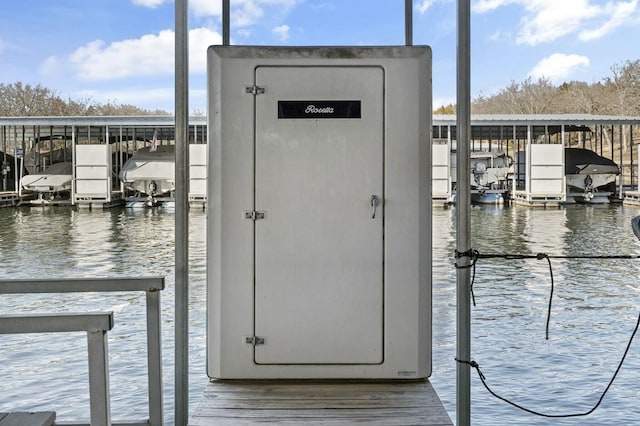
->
[
  {"left": 431, "top": 114, "right": 640, "bottom": 206},
  {"left": 0, "top": 116, "right": 207, "bottom": 208},
  {"left": 2, "top": 114, "right": 640, "bottom": 208}
]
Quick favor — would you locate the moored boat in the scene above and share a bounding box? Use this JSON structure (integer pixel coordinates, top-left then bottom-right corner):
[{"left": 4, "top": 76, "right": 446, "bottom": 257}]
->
[
  {"left": 119, "top": 144, "right": 175, "bottom": 206},
  {"left": 20, "top": 161, "right": 73, "bottom": 201},
  {"left": 469, "top": 151, "right": 512, "bottom": 204},
  {"left": 565, "top": 148, "right": 619, "bottom": 203}
]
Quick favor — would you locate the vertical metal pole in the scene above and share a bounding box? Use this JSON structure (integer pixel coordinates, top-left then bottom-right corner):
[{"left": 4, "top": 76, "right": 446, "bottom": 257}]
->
[
  {"left": 87, "top": 329, "right": 112, "bottom": 426},
  {"left": 1, "top": 126, "right": 5, "bottom": 192},
  {"left": 456, "top": 0, "right": 472, "bottom": 425},
  {"left": 619, "top": 125, "right": 624, "bottom": 199},
  {"left": 147, "top": 289, "right": 164, "bottom": 425},
  {"left": 405, "top": 0, "right": 412, "bottom": 46},
  {"left": 223, "top": 0, "right": 230, "bottom": 45},
  {"left": 631, "top": 126, "right": 634, "bottom": 190},
  {"left": 175, "top": 0, "right": 189, "bottom": 424}
]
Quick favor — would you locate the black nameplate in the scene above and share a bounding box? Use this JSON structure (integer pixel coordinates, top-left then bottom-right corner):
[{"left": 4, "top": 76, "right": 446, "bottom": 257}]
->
[{"left": 278, "top": 101, "right": 361, "bottom": 119}]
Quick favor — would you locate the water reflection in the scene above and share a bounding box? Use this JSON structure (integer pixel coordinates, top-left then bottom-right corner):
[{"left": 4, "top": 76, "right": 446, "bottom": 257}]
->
[
  {"left": 1, "top": 204, "right": 640, "bottom": 424},
  {"left": 431, "top": 204, "right": 640, "bottom": 425},
  {"left": 0, "top": 207, "right": 207, "bottom": 424}
]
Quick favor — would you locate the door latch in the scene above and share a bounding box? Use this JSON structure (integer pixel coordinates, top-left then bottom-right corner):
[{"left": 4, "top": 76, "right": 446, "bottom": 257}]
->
[{"left": 371, "top": 195, "right": 379, "bottom": 219}]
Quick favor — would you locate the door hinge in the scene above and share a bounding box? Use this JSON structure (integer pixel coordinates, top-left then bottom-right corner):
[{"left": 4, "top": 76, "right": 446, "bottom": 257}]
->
[
  {"left": 245, "top": 85, "right": 266, "bottom": 95},
  {"left": 243, "top": 210, "right": 266, "bottom": 220},
  {"left": 244, "top": 336, "right": 266, "bottom": 346}
]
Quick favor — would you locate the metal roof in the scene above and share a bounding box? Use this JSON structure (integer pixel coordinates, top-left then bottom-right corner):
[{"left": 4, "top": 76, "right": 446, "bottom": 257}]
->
[
  {"left": 1, "top": 113, "right": 638, "bottom": 127},
  {"left": 432, "top": 114, "right": 640, "bottom": 140},
  {"left": 0, "top": 115, "right": 207, "bottom": 127},
  {"left": 433, "top": 114, "right": 640, "bottom": 126}
]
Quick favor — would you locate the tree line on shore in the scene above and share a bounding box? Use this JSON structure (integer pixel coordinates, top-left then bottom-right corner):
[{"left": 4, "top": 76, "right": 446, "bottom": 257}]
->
[
  {"left": 436, "top": 59, "right": 640, "bottom": 116},
  {"left": 0, "top": 82, "right": 170, "bottom": 116},
  {"left": 3, "top": 59, "right": 639, "bottom": 117}
]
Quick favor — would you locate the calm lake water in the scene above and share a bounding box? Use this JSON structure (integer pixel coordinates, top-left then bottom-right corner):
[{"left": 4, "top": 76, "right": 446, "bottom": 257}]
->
[{"left": 1, "top": 204, "right": 640, "bottom": 425}]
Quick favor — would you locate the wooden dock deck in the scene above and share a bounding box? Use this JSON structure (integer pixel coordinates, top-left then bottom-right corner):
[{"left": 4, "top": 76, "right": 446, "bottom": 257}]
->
[
  {"left": 190, "top": 380, "right": 452, "bottom": 425},
  {"left": 0, "top": 412, "right": 55, "bottom": 426}
]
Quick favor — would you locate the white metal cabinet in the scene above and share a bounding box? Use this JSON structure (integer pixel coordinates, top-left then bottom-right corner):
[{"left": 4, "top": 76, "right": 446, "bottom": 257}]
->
[{"left": 207, "top": 46, "right": 432, "bottom": 379}]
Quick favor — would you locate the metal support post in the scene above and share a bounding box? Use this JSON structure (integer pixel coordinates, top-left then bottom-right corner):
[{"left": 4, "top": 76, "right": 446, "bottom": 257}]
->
[
  {"left": 87, "top": 329, "right": 112, "bottom": 426},
  {"left": 405, "top": 0, "right": 412, "bottom": 46},
  {"left": 456, "top": 0, "right": 472, "bottom": 425},
  {"left": 147, "top": 289, "right": 163, "bottom": 425},
  {"left": 175, "top": 0, "right": 190, "bottom": 424},
  {"left": 223, "top": 0, "right": 230, "bottom": 45}
]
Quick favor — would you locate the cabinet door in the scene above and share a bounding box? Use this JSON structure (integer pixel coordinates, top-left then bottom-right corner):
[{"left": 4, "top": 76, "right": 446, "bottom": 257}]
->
[{"left": 254, "top": 66, "right": 384, "bottom": 365}]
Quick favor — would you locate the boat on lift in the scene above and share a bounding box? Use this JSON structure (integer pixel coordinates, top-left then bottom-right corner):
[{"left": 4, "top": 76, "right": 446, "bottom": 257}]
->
[
  {"left": 565, "top": 148, "right": 620, "bottom": 203},
  {"left": 19, "top": 134, "right": 73, "bottom": 202},
  {"left": 469, "top": 151, "right": 512, "bottom": 204},
  {"left": 119, "top": 144, "right": 175, "bottom": 207},
  {"left": 20, "top": 161, "right": 73, "bottom": 201}
]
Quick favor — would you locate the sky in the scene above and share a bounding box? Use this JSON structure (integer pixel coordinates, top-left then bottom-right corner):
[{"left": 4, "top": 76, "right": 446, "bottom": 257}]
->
[{"left": 0, "top": 0, "right": 639, "bottom": 114}]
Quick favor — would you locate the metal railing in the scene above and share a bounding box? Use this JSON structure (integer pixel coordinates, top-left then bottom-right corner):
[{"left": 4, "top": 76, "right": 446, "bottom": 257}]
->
[
  {"left": 0, "top": 312, "right": 114, "bottom": 425},
  {"left": 0, "top": 276, "right": 165, "bottom": 426}
]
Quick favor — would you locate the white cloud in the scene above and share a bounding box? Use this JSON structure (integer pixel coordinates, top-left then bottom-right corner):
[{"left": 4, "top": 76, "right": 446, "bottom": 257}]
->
[
  {"left": 190, "top": 0, "right": 223, "bottom": 17},
  {"left": 517, "top": 1, "right": 601, "bottom": 45},
  {"left": 132, "top": 0, "right": 168, "bottom": 7},
  {"left": 189, "top": 0, "right": 300, "bottom": 24},
  {"left": 416, "top": 0, "right": 451, "bottom": 14},
  {"left": 416, "top": 0, "right": 436, "bottom": 14},
  {"left": 579, "top": 0, "right": 638, "bottom": 40},
  {"left": 132, "top": 0, "right": 223, "bottom": 16},
  {"left": 272, "top": 25, "right": 290, "bottom": 41},
  {"left": 473, "top": 0, "right": 516, "bottom": 14},
  {"left": 528, "top": 53, "right": 590, "bottom": 83},
  {"left": 473, "top": 0, "right": 639, "bottom": 45},
  {"left": 68, "top": 27, "right": 221, "bottom": 81},
  {"left": 189, "top": 27, "right": 223, "bottom": 71}
]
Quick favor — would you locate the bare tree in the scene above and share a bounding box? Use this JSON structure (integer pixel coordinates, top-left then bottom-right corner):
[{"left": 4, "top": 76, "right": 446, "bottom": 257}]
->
[
  {"left": 0, "top": 82, "right": 171, "bottom": 116},
  {"left": 604, "top": 60, "right": 640, "bottom": 116},
  {"left": 0, "top": 82, "right": 61, "bottom": 116},
  {"left": 472, "top": 77, "right": 558, "bottom": 114}
]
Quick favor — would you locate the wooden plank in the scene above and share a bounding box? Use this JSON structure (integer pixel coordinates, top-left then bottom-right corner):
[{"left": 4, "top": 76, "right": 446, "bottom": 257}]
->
[
  {"left": 0, "top": 412, "right": 56, "bottom": 426},
  {"left": 190, "top": 380, "right": 452, "bottom": 426}
]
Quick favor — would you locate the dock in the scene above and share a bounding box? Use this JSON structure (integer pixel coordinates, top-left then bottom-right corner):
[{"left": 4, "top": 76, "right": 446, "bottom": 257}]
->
[
  {"left": 0, "top": 412, "right": 55, "bottom": 426},
  {"left": 190, "top": 380, "right": 452, "bottom": 425},
  {"left": 0, "top": 192, "right": 19, "bottom": 208}
]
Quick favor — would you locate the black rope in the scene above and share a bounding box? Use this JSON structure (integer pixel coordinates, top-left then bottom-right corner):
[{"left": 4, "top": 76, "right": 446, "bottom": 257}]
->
[
  {"left": 455, "top": 249, "right": 479, "bottom": 306},
  {"left": 477, "top": 252, "right": 640, "bottom": 261},
  {"left": 540, "top": 253, "right": 553, "bottom": 340},
  {"left": 453, "top": 249, "right": 640, "bottom": 418},
  {"left": 456, "top": 251, "right": 640, "bottom": 339},
  {"left": 455, "top": 306, "right": 640, "bottom": 418}
]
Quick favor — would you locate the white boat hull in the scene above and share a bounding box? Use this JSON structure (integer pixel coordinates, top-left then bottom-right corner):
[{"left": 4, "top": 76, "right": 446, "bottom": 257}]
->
[
  {"left": 120, "top": 145, "right": 175, "bottom": 196},
  {"left": 564, "top": 148, "right": 620, "bottom": 204},
  {"left": 20, "top": 161, "right": 73, "bottom": 194}
]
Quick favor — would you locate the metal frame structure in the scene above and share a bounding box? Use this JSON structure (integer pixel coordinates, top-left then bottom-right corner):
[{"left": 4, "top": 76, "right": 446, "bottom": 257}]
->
[
  {"left": 0, "top": 312, "right": 114, "bottom": 425},
  {"left": 0, "top": 277, "right": 165, "bottom": 426}
]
